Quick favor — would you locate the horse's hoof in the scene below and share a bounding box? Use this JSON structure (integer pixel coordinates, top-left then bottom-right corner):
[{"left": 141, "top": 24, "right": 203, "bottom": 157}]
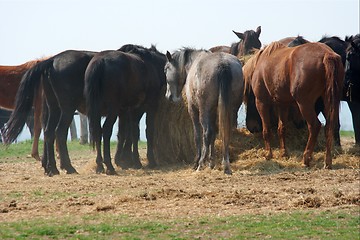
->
[
  {"left": 116, "top": 160, "right": 131, "bottom": 170},
  {"left": 323, "top": 164, "right": 332, "bottom": 170},
  {"left": 147, "top": 162, "right": 157, "bottom": 169},
  {"left": 132, "top": 162, "right": 143, "bottom": 169},
  {"left": 46, "top": 169, "right": 60, "bottom": 177},
  {"left": 302, "top": 162, "right": 310, "bottom": 168},
  {"left": 265, "top": 152, "right": 273, "bottom": 160},
  {"left": 209, "top": 162, "right": 215, "bottom": 169},
  {"left": 106, "top": 169, "right": 117, "bottom": 175},
  {"left": 66, "top": 167, "right": 78, "bottom": 174},
  {"left": 96, "top": 166, "right": 105, "bottom": 174},
  {"left": 32, "top": 154, "right": 41, "bottom": 161},
  {"left": 224, "top": 169, "right": 232, "bottom": 175}
]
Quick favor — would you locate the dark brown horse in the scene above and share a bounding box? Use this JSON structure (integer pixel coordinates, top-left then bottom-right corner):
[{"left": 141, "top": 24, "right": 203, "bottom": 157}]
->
[
  {"left": 210, "top": 26, "right": 262, "bottom": 57},
  {"left": 243, "top": 42, "right": 343, "bottom": 169},
  {"left": 2, "top": 50, "right": 97, "bottom": 176},
  {"left": 165, "top": 48, "right": 244, "bottom": 174},
  {"left": 0, "top": 59, "right": 46, "bottom": 160},
  {"left": 85, "top": 45, "right": 166, "bottom": 175}
]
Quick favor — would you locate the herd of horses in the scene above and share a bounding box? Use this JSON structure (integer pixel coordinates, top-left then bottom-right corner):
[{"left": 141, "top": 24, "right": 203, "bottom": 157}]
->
[{"left": 1, "top": 26, "right": 359, "bottom": 176}]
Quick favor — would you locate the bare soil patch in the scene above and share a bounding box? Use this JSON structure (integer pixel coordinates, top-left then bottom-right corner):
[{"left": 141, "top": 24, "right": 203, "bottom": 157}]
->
[{"left": 0, "top": 134, "right": 359, "bottom": 222}]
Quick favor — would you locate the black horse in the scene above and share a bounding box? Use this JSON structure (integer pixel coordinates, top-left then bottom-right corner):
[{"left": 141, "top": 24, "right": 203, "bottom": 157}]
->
[
  {"left": 2, "top": 50, "right": 97, "bottom": 176},
  {"left": 344, "top": 34, "right": 360, "bottom": 144},
  {"left": 84, "top": 45, "right": 166, "bottom": 175}
]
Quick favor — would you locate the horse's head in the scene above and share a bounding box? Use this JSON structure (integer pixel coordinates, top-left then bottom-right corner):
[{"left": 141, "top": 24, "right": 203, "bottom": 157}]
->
[
  {"left": 164, "top": 51, "right": 183, "bottom": 102},
  {"left": 344, "top": 35, "right": 360, "bottom": 101},
  {"left": 287, "top": 36, "right": 308, "bottom": 47},
  {"left": 345, "top": 35, "right": 360, "bottom": 84},
  {"left": 232, "top": 26, "right": 262, "bottom": 56}
]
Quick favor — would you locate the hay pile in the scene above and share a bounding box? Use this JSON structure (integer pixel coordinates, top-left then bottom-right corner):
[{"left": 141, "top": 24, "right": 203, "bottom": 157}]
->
[
  {"left": 152, "top": 88, "right": 358, "bottom": 171},
  {"left": 153, "top": 88, "right": 195, "bottom": 164}
]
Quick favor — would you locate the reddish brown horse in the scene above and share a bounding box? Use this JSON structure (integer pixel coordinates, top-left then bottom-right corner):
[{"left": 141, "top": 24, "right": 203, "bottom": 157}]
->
[
  {"left": 0, "top": 59, "right": 45, "bottom": 160},
  {"left": 243, "top": 42, "right": 344, "bottom": 169}
]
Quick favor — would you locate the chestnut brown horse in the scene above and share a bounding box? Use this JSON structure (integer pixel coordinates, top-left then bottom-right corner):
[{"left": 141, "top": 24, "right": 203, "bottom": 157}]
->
[
  {"left": 243, "top": 42, "right": 343, "bottom": 169},
  {"left": 165, "top": 48, "right": 244, "bottom": 174},
  {"left": 210, "top": 26, "right": 262, "bottom": 57},
  {"left": 0, "top": 59, "right": 45, "bottom": 160}
]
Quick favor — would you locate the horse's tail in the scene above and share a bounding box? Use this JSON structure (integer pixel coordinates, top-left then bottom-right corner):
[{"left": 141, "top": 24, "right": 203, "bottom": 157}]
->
[
  {"left": 218, "top": 64, "right": 233, "bottom": 157},
  {"left": 84, "top": 59, "right": 104, "bottom": 149},
  {"left": 2, "top": 59, "right": 53, "bottom": 144},
  {"left": 323, "top": 53, "right": 344, "bottom": 149}
]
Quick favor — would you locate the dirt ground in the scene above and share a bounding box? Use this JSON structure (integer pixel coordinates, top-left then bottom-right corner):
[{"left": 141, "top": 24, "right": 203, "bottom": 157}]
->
[{"left": 0, "top": 135, "right": 359, "bottom": 223}]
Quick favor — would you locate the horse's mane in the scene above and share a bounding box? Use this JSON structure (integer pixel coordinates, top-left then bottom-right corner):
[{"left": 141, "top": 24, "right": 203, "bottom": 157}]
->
[
  {"left": 172, "top": 47, "right": 208, "bottom": 69},
  {"left": 261, "top": 42, "right": 286, "bottom": 57},
  {"left": 319, "top": 35, "right": 343, "bottom": 43},
  {"left": 118, "top": 44, "right": 165, "bottom": 63}
]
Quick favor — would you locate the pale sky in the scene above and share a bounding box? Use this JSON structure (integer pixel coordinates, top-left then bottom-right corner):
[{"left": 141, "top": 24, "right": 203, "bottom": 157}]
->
[{"left": 0, "top": 0, "right": 359, "bottom": 138}]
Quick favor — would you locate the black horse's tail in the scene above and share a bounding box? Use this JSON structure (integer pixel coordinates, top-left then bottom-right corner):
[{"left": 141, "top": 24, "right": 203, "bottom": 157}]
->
[
  {"left": 84, "top": 59, "right": 104, "bottom": 149},
  {"left": 2, "top": 59, "right": 53, "bottom": 144}
]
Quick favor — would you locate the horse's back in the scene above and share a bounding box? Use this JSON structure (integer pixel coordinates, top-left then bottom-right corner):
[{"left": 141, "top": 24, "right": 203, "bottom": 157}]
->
[{"left": 186, "top": 52, "right": 243, "bottom": 106}]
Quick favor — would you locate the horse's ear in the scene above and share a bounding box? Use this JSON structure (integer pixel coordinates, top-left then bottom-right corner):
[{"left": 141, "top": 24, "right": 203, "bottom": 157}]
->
[
  {"left": 233, "top": 30, "right": 244, "bottom": 40},
  {"left": 256, "top": 26, "right": 261, "bottom": 37},
  {"left": 166, "top": 51, "right": 172, "bottom": 61},
  {"left": 351, "top": 41, "right": 359, "bottom": 52},
  {"left": 345, "top": 35, "right": 353, "bottom": 43}
]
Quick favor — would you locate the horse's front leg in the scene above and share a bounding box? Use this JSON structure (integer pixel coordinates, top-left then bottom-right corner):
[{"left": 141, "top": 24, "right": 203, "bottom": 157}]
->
[
  {"left": 277, "top": 105, "right": 289, "bottom": 158},
  {"left": 348, "top": 101, "right": 360, "bottom": 145},
  {"left": 114, "top": 113, "right": 130, "bottom": 169}
]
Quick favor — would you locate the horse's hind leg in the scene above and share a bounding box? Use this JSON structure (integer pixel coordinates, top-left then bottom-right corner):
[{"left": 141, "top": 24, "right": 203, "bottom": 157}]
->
[
  {"left": 297, "top": 104, "right": 321, "bottom": 167},
  {"left": 189, "top": 105, "right": 201, "bottom": 170},
  {"left": 255, "top": 100, "right": 273, "bottom": 159},
  {"left": 102, "top": 114, "right": 117, "bottom": 175},
  {"left": 42, "top": 104, "right": 60, "bottom": 176},
  {"left": 208, "top": 114, "right": 218, "bottom": 170},
  {"left": 56, "top": 110, "right": 78, "bottom": 174},
  {"left": 31, "top": 97, "right": 42, "bottom": 161},
  {"left": 197, "top": 111, "right": 215, "bottom": 171}
]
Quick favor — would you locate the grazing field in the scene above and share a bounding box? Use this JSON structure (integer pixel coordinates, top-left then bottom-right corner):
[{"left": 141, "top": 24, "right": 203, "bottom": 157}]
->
[{"left": 0, "top": 132, "right": 359, "bottom": 239}]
